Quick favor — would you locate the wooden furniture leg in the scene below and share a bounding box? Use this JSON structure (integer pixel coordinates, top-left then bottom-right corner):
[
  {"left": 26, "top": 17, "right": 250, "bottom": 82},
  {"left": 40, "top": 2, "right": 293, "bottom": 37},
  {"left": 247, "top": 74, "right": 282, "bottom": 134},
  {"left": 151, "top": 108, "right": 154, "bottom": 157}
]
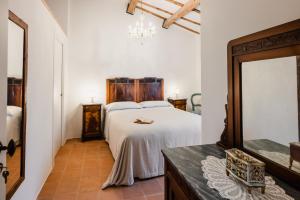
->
[
  {"left": 289, "top": 157, "right": 293, "bottom": 170},
  {"left": 261, "top": 186, "right": 265, "bottom": 194},
  {"left": 247, "top": 187, "right": 252, "bottom": 194}
]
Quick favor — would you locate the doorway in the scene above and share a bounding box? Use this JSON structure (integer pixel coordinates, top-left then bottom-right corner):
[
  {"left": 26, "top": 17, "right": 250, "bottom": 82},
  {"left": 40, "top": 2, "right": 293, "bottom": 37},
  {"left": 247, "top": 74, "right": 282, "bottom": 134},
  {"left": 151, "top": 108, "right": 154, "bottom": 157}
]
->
[{"left": 53, "top": 39, "right": 63, "bottom": 159}]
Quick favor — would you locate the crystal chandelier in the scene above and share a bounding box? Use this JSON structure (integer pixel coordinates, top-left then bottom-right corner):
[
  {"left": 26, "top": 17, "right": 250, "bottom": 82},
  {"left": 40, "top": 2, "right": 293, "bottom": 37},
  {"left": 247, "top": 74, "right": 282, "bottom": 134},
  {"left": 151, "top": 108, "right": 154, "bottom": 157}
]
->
[{"left": 128, "top": 0, "right": 156, "bottom": 44}]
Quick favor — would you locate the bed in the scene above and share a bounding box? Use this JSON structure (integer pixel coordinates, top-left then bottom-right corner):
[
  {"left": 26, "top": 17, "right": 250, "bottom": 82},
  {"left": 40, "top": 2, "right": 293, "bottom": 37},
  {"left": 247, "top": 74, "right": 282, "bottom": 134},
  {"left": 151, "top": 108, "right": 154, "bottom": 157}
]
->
[
  {"left": 102, "top": 78, "right": 202, "bottom": 188},
  {"left": 6, "top": 77, "right": 23, "bottom": 145},
  {"left": 7, "top": 106, "right": 22, "bottom": 145}
]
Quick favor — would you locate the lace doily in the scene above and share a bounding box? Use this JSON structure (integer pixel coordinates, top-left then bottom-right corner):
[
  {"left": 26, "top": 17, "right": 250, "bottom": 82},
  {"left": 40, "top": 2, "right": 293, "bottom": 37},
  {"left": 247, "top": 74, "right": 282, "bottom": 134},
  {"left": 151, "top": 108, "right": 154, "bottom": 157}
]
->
[
  {"left": 258, "top": 150, "right": 300, "bottom": 173},
  {"left": 201, "top": 156, "right": 294, "bottom": 200}
]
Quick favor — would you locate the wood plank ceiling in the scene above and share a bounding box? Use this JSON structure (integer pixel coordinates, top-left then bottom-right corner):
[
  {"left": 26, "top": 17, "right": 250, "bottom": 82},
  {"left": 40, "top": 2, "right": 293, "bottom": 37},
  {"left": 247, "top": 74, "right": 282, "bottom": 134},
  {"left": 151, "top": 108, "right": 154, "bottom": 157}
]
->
[{"left": 126, "top": 0, "right": 201, "bottom": 34}]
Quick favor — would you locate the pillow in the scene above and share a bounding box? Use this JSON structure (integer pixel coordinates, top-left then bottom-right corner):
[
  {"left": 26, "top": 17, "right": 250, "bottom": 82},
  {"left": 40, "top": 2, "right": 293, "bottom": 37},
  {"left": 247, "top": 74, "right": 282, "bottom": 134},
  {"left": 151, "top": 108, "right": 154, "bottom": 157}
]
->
[
  {"left": 105, "top": 101, "right": 141, "bottom": 112},
  {"left": 7, "top": 106, "right": 22, "bottom": 117},
  {"left": 139, "top": 101, "right": 173, "bottom": 108}
]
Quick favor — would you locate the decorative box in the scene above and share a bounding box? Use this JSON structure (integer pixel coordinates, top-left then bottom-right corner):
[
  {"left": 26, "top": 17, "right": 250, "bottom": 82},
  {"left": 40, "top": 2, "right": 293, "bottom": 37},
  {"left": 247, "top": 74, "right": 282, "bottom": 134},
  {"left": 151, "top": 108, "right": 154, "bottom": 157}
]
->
[{"left": 225, "top": 148, "right": 266, "bottom": 194}]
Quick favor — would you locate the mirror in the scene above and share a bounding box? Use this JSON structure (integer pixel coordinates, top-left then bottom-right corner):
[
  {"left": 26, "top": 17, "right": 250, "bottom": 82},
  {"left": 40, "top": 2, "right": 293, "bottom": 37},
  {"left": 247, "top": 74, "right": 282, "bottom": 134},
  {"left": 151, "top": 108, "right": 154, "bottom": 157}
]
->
[
  {"left": 6, "top": 11, "right": 27, "bottom": 199},
  {"left": 242, "top": 56, "right": 300, "bottom": 174},
  {"left": 223, "top": 18, "right": 300, "bottom": 189}
]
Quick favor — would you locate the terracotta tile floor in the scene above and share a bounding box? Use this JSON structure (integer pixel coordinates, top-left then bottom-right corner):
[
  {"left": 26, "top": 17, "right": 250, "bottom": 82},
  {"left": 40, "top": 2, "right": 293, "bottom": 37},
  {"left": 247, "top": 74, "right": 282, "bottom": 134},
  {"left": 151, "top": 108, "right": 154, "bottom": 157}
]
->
[
  {"left": 7, "top": 146, "right": 21, "bottom": 192},
  {"left": 38, "top": 139, "right": 164, "bottom": 200}
]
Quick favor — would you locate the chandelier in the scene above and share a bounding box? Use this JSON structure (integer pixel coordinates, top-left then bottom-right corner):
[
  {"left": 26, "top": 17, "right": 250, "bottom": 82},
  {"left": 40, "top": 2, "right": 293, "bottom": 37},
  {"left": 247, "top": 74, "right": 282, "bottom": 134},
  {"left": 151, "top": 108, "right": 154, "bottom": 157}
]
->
[{"left": 128, "top": 1, "right": 156, "bottom": 43}]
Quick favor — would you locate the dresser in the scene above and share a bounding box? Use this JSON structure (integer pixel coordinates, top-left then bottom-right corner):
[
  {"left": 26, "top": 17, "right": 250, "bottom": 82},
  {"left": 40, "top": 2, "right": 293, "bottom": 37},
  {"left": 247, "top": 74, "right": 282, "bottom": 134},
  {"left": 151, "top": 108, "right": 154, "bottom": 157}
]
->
[
  {"left": 82, "top": 104, "right": 103, "bottom": 141},
  {"left": 167, "top": 98, "right": 187, "bottom": 111},
  {"left": 162, "top": 144, "right": 300, "bottom": 200}
]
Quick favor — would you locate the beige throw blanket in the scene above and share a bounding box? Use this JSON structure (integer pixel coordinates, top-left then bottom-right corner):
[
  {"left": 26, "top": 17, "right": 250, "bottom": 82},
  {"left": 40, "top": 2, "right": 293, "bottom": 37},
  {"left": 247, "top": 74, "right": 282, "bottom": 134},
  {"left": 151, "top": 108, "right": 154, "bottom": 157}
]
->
[
  {"left": 134, "top": 118, "right": 154, "bottom": 124},
  {"left": 102, "top": 107, "right": 202, "bottom": 189}
]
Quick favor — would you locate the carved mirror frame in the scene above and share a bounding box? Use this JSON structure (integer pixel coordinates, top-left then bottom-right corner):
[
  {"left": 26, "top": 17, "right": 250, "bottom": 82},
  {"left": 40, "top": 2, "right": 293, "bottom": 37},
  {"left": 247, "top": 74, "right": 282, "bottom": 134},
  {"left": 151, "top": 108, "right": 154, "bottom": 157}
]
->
[
  {"left": 7, "top": 11, "right": 28, "bottom": 200},
  {"left": 219, "top": 19, "right": 300, "bottom": 189}
]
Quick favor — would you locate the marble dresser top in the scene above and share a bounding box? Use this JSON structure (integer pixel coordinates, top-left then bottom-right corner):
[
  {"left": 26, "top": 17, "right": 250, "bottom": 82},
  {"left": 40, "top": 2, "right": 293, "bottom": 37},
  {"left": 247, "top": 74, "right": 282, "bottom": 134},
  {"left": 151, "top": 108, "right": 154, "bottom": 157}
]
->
[{"left": 162, "top": 144, "right": 300, "bottom": 200}]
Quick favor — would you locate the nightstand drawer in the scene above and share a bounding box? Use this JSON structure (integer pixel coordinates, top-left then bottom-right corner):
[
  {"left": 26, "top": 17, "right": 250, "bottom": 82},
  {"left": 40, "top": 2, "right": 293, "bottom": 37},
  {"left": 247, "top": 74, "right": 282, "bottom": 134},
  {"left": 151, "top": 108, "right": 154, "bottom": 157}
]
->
[
  {"left": 83, "top": 104, "right": 101, "bottom": 112},
  {"left": 173, "top": 100, "right": 186, "bottom": 105},
  {"left": 175, "top": 104, "right": 187, "bottom": 111}
]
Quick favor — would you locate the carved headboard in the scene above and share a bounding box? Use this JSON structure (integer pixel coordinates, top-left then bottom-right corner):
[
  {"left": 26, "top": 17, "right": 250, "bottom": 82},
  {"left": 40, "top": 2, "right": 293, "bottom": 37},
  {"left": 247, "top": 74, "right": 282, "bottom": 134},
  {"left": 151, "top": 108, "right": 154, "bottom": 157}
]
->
[
  {"left": 7, "top": 77, "right": 23, "bottom": 107},
  {"left": 106, "top": 77, "right": 164, "bottom": 104}
]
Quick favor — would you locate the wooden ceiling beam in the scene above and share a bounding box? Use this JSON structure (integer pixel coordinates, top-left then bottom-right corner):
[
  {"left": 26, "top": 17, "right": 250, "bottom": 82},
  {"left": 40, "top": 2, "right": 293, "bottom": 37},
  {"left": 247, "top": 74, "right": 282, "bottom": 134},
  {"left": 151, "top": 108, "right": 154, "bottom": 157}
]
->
[
  {"left": 127, "top": 0, "right": 139, "bottom": 15},
  {"left": 163, "top": 0, "right": 200, "bottom": 29},
  {"left": 136, "top": 6, "right": 165, "bottom": 20},
  {"left": 136, "top": 6, "right": 200, "bottom": 35},
  {"left": 165, "top": 0, "right": 200, "bottom": 14},
  {"left": 139, "top": 1, "right": 200, "bottom": 26}
]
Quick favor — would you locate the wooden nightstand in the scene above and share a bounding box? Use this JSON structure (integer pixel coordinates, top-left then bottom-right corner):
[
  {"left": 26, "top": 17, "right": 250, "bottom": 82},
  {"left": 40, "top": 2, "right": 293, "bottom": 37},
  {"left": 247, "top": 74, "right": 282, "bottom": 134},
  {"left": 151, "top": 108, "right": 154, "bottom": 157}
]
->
[
  {"left": 82, "top": 104, "right": 103, "bottom": 141},
  {"left": 168, "top": 98, "right": 187, "bottom": 111}
]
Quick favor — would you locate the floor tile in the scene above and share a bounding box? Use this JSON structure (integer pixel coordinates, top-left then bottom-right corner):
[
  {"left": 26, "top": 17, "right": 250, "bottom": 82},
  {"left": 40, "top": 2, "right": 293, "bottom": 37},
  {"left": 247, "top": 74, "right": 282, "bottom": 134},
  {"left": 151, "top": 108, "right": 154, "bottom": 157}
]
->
[
  {"left": 140, "top": 179, "right": 162, "bottom": 196},
  {"left": 120, "top": 185, "right": 145, "bottom": 199},
  {"left": 147, "top": 194, "right": 164, "bottom": 200},
  {"left": 99, "top": 188, "right": 123, "bottom": 200},
  {"left": 79, "top": 177, "right": 102, "bottom": 193},
  {"left": 53, "top": 192, "right": 77, "bottom": 200},
  {"left": 77, "top": 191, "right": 100, "bottom": 200}
]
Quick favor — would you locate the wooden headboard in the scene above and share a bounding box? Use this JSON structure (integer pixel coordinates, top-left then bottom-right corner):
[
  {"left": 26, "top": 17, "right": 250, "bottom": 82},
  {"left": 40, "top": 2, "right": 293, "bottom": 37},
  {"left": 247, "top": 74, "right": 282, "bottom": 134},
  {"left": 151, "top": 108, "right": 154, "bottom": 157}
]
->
[
  {"left": 7, "top": 77, "right": 23, "bottom": 107},
  {"left": 106, "top": 77, "right": 164, "bottom": 104}
]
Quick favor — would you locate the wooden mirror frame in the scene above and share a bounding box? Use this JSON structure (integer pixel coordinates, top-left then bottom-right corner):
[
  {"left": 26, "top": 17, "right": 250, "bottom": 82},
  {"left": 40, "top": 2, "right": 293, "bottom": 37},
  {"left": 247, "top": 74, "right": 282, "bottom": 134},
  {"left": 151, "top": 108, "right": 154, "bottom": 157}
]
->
[
  {"left": 218, "top": 19, "right": 300, "bottom": 189},
  {"left": 7, "top": 11, "right": 28, "bottom": 200}
]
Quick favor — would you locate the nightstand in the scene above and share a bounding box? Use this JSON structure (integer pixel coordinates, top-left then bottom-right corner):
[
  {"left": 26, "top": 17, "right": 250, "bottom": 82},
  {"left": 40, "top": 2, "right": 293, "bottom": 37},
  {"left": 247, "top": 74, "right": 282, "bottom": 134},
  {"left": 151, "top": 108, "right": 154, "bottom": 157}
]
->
[
  {"left": 82, "top": 104, "right": 103, "bottom": 141},
  {"left": 168, "top": 98, "right": 187, "bottom": 111}
]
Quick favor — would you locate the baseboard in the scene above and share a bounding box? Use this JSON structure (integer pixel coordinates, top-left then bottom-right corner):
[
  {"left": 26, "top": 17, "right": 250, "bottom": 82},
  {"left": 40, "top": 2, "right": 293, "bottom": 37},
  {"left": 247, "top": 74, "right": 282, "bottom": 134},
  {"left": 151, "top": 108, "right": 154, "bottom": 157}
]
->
[{"left": 34, "top": 164, "right": 53, "bottom": 200}]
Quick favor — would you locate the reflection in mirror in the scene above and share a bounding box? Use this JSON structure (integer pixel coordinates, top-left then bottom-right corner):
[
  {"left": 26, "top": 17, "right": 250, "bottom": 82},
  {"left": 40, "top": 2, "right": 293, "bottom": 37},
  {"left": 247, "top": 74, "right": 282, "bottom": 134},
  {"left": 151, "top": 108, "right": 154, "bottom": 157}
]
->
[
  {"left": 6, "top": 19, "right": 24, "bottom": 194},
  {"left": 242, "top": 56, "right": 300, "bottom": 174}
]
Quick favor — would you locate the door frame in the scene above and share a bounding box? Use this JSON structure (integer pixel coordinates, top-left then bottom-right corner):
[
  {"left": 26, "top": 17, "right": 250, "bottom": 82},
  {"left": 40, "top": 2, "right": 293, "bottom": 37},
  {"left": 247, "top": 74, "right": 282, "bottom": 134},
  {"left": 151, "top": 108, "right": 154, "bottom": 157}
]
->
[
  {"left": 52, "top": 37, "right": 64, "bottom": 163},
  {"left": 0, "top": 1, "right": 8, "bottom": 198}
]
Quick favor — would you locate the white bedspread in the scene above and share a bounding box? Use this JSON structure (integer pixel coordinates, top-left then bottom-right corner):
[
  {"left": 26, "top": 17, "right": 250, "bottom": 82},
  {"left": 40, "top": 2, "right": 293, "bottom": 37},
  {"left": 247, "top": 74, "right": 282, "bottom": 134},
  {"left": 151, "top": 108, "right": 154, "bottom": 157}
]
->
[
  {"left": 6, "top": 106, "right": 22, "bottom": 144},
  {"left": 102, "top": 107, "right": 202, "bottom": 189}
]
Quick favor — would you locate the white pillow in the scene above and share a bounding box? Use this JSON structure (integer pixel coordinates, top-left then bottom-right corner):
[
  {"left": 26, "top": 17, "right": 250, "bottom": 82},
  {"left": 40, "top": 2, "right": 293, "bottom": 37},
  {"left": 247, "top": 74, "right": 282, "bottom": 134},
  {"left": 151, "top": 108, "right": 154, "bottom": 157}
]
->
[
  {"left": 7, "top": 106, "right": 22, "bottom": 117},
  {"left": 139, "top": 101, "right": 173, "bottom": 108},
  {"left": 105, "top": 101, "right": 141, "bottom": 112}
]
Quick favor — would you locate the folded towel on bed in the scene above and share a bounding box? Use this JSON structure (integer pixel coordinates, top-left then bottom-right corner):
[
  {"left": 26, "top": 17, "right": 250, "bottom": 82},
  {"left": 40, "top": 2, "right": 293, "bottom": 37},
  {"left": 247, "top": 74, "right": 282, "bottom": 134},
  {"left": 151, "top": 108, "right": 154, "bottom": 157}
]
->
[{"left": 134, "top": 118, "right": 154, "bottom": 124}]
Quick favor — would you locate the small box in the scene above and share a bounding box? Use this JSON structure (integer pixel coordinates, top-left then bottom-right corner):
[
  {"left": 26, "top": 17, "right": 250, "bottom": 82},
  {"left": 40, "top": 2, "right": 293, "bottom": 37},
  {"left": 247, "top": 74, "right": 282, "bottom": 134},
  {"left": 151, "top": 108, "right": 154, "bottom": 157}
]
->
[{"left": 225, "top": 148, "right": 266, "bottom": 194}]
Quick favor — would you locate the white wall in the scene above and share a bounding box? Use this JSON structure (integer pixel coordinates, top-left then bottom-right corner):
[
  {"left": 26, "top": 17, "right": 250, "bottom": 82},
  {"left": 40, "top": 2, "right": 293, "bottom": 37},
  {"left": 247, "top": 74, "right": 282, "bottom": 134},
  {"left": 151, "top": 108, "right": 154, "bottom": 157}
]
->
[
  {"left": 66, "top": 0, "right": 201, "bottom": 139},
  {"left": 8, "top": 20, "right": 24, "bottom": 78},
  {"left": 44, "top": 0, "right": 70, "bottom": 34},
  {"left": 8, "top": 0, "right": 67, "bottom": 199},
  {"left": 242, "top": 57, "right": 298, "bottom": 146},
  {"left": 201, "top": 0, "right": 300, "bottom": 144},
  {"left": 0, "top": 0, "right": 8, "bottom": 198}
]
